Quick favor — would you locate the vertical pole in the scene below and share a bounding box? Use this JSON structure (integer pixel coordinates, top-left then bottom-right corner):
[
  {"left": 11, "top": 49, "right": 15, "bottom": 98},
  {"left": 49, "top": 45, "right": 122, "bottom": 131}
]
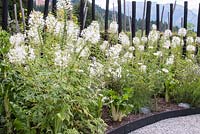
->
[
  {"left": 44, "top": 0, "right": 50, "bottom": 19},
  {"left": 118, "top": 0, "right": 122, "bottom": 33},
  {"left": 169, "top": 3, "right": 173, "bottom": 31},
  {"left": 141, "top": 0, "right": 146, "bottom": 37},
  {"left": 145, "top": 1, "right": 151, "bottom": 36},
  {"left": 161, "top": 6, "right": 165, "bottom": 31},
  {"left": 105, "top": 0, "right": 109, "bottom": 40},
  {"left": 92, "top": 0, "right": 95, "bottom": 20},
  {"left": 156, "top": 4, "right": 160, "bottom": 31},
  {"left": 80, "top": 0, "right": 84, "bottom": 33},
  {"left": 197, "top": 3, "right": 200, "bottom": 37},
  {"left": 52, "top": 0, "right": 57, "bottom": 17},
  {"left": 124, "top": 0, "right": 126, "bottom": 32},
  {"left": 2, "top": 0, "right": 8, "bottom": 31},
  {"left": 182, "top": 1, "right": 188, "bottom": 57},
  {"left": 27, "top": 0, "right": 33, "bottom": 27},
  {"left": 132, "top": 1, "right": 136, "bottom": 39}
]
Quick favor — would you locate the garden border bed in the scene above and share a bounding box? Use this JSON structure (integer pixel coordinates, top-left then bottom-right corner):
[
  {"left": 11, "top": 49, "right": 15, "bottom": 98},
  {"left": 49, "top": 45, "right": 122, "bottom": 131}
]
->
[{"left": 107, "top": 108, "right": 200, "bottom": 134}]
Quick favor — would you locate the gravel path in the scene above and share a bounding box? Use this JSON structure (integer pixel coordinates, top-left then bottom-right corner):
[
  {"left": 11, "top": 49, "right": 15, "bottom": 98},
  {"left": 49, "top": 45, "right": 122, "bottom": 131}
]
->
[{"left": 129, "top": 114, "right": 200, "bottom": 134}]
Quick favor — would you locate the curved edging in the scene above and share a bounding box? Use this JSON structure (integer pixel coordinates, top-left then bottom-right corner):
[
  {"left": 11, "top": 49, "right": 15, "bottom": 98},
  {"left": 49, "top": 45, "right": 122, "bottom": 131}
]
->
[{"left": 107, "top": 108, "right": 200, "bottom": 134}]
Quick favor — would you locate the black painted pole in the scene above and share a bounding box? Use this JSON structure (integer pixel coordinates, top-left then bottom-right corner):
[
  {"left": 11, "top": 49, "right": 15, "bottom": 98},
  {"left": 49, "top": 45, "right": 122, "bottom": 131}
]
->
[
  {"left": 92, "top": 0, "right": 95, "bottom": 20},
  {"left": 132, "top": 1, "right": 136, "bottom": 39},
  {"left": 44, "top": 0, "right": 50, "bottom": 19},
  {"left": 2, "top": 0, "right": 8, "bottom": 31},
  {"left": 145, "top": 1, "right": 151, "bottom": 36},
  {"left": 27, "top": 0, "right": 33, "bottom": 27},
  {"left": 156, "top": 4, "right": 160, "bottom": 31},
  {"left": 169, "top": 3, "right": 173, "bottom": 31},
  {"left": 80, "top": 0, "right": 84, "bottom": 32},
  {"left": 52, "top": 0, "right": 57, "bottom": 17},
  {"left": 105, "top": 0, "right": 109, "bottom": 40},
  {"left": 197, "top": 3, "right": 200, "bottom": 37},
  {"left": 182, "top": 1, "right": 188, "bottom": 57},
  {"left": 118, "top": 0, "right": 122, "bottom": 33}
]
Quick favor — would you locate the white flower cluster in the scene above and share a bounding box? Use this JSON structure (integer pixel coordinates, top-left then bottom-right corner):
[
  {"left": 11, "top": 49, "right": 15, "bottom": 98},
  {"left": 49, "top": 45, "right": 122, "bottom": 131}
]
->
[
  {"left": 9, "top": 33, "right": 25, "bottom": 46},
  {"left": 56, "top": 0, "right": 72, "bottom": 11},
  {"left": 164, "top": 29, "right": 172, "bottom": 38},
  {"left": 46, "top": 14, "right": 58, "bottom": 32},
  {"left": 138, "top": 63, "right": 147, "bottom": 73},
  {"left": 54, "top": 47, "right": 71, "bottom": 67},
  {"left": 148, "top": 30, "right": 160, "bottom": 42},
  {"left": 28, "top": 11, "right": 44, "bottom": 28},
  {"left": 186, "top": 45, "right": 196, "bottom": 52},
  {"left": 109, "top": 21, "right": 118, "bottom": 33},
  {"left": 178, "top": 28, "right": 187, "bottom": 37},
  {"left": 141, "top": 37, "right": 148, "bottom": 44},
  {"left": 166, "top": 55, "right": 174, "bottom": 65},
  {"left": 186, "top": 36, "right": 194, "bottom": 45},
  {"left": 119, "top": 32, "right": 130, "bottom": 46},
  {"left": 132, "top": 37, "right": 140, "bottom": 45},
  {"left": 108, "top": 65, "right": 122, "bottom": 79},
  {"left": 106, "top": 44, "right": 122, "bottom": 59},
  {"left": 163, "top": 40, "right": 171, "bottom": 49},
  {"left": 81, "top": 21, "right": 100, "bottom": 44},
  {"left": 172, "top": 36, "right": 181, "bottom": 47},
  {"left": 196, "top": 37, "right": 200, "bottom": 44},
  {"left": 100, "top": 41, "right": 109, "bottom": 51},
  {"left": 66, "top": 20, "right": 80, "bottom": 40},
  {"left": 90, "top": 59, "right": 104, "bottom": 77}
]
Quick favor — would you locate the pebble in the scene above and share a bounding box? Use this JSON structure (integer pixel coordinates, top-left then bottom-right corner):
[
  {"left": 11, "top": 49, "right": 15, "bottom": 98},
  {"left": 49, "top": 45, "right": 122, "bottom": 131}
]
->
[{"left": 178, "top": 103, "right": 191, "bottom": 109}]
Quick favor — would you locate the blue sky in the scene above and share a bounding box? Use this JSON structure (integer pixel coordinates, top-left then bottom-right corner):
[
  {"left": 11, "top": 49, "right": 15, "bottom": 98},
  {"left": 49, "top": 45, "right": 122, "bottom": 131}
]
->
[{"left": 89, "top": 0, "right": 200, "bottom": 11}]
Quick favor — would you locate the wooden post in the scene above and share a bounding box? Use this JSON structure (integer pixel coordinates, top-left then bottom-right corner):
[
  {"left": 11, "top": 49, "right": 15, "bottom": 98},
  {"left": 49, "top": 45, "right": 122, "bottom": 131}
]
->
[
  {"left": 141, "top": 0, "right": 146, "bottom": 37},
  {"left": 132, "top": 1, "right": 136, "bottom": 39},
  {"left": 52, "top": 0, "right": 57, "bottom": 17},
  {"left": 169, "top": 3, "right": 173, "bottom": 31},
  {"left": 145, "top": 1, "right": 151, "bottom": 36},
  {"left": 80, "top": 0, "right": 84, "bottom": 32},
  {"left": 197, "top": 3, "right": 200, "bottom": 37},
  {"left": 2, "top": 0, "right": 8, "bottom": 30},
  {"left": 118, "top": 0, "right": 122, "bottom": 33},
  {"left": 92, "top": 0, "right": 95, "bottom": 20},
  {"left": 124, "top": 0, "right": 126, "bottom": 32},
  {"left": 156, "top": 4, "right": 160, "bottom": 31},
  {"left": 105, "top": 0, "right": 109, "bottom": 40},
  {"left": 182, "top": 1, "right": 188, "bottom": 57},
  {"left": 44, "top": 0, "right": 50, "bottom": 19},
  {"left": 161, "top": 6, "right": 165, "bottom": 31}
]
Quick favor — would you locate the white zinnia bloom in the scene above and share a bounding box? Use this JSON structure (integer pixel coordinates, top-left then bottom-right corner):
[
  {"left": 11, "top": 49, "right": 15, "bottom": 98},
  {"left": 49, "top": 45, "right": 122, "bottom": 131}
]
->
[
  {"left": 7, "top": 45, "right": 27, "bottom": 64},
  {"left": 109, "top": 21, "right": 118, "bottom": 33},
  {"left": 119, "top": 32, "right": 130, "bottom": 46},
  {"left": 9, "top": 33, "right": 25, "bottom": 46},
  {"left": 186, "top": 36, "right": 194, "bottom": 44},
  {"left": 81, "top": 21, "right": 100, "bottom": 44},
  {"left": 163, "top": 40, "right": 171, "bottom": 49},
  {"left": 164, "top": 29, "right": 172, "bottom": 38},
  {"left": 141, "top": 37, "right": 148, "bottom": 43},
  {"left": 172, "top": 36, "right": 181, "bottom": 47},
  {"left": 166, "top": 55, "right": 174, "bottom": 65},
  {"left": 56, "top": 0, "right": 72, "bottom": 11},
  {"left": 178, "top": 28, "right": 187, "bottom": 37},
  {"left": 186, "top": 45, "right": 196, "bottom": 52},
  {"left": 132, "top": 37, "right": 140, "bottom": 45},
  {"left": 162, "top": 68, "right": 169, "bottom": 73},
  {"left": 196, "top": 37, "right": 200, "bottom": 44}
]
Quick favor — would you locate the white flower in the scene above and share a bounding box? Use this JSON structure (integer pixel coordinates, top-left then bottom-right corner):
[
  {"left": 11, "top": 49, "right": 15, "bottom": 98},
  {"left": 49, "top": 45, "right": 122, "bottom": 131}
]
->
[
  {"left": 186, "top": 36, "right": 194, "bottom": 44},
  {"left": 9, "top": 33, "right": 25, "bottom": 46},
  {"left": 196, "top": 37, "right": 200, "bottom": 44},
  {"left": 66, "top": 20, "right": 79, "bottom": 41},
  {"left": 27, "top": 46, "right": 36, "bottom": 60},
  {"left": 106, "top": 44, "right": 122, "bottom": 59},
  {"left": 108, "top": 66, "right": 122, "bottom": 79},
  {"left": 178, "top": 28, "right": 187, "bottom": 37},
  {"left": 141, "top": 37, "right": 148, "bottom": 43},
  {"left": 57, "top": 0, "right": 72, "bottom": 11},
  {"left": 152, "top": 24, "right": 157, "bottom": 30},
  {"left": 153, "top": 51, "right": 162, "bottom": 57},
  {"left": 163, "top": 40, "right": 171, "bottom": 49},
  {"left": 109, "top": 21, "right": 118, "bottom": 33},
  {"left": 166, "top": 55, "right": 174, "bottom": 65},
  {"left": 137, "top": 45, "right": 145, "bottom": 51},
  {"left": 28, "top": 11, "right": 44, "bottom": 29},
  {"left": 186, "top": 45, "right": 196, "bottom": 52},
  {"left": 148, "top": 46, "right": 154, "bottom": 49},
  {"left": 132, "top": 37, "right": 140, "bottom": 45},
  {"left": 164, "top": 29, "right": 172, "bottom": 38},
  {"left": 46, "top": 14, "right": 57, "bottom": 32},
  {"left": 119, "top": 32, "right": 130, "bottom": 46},
  {"left": 54, "top": 21, "right": 64, "bottom": 35},
  {"left": 54, "top": 48, "right": 70, "bottom": 67},
  {"left": 7, "top": 45, "right": 27, "bottom": 64},
  {"left": 148, "top": 30, "right": 160, "bottom": 42},
  {"left": 162, "top": 68, "right": 169, "bottom": 73},
  {"left": 140, "top": 65, "right": 147, "bottom": 73},
  {"left": 90, "top": 60, "right": 104, "bottom": 77},
  {"left": 129, "top": 46, "right": 135, "bottom": 51},
  {"left": 27, "top": 27, "right": 41, "bottom": 44},
  {"left": 123, "top": 52, "right": 133, "bottom": 60},
  {"left": 81, "top": 21, "right": 100, "bottom": 44},
  {"left": 100, "top": 41, "right": 109, "bottom": 51},
  {"left": 172, "top": 36, "right": 181, "bottom": 47}
]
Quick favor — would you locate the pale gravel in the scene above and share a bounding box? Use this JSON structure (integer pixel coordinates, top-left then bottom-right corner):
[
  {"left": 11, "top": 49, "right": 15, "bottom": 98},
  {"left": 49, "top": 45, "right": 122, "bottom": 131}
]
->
[{"left": 129, "top": 114, "right": 200, "bottom": 134}]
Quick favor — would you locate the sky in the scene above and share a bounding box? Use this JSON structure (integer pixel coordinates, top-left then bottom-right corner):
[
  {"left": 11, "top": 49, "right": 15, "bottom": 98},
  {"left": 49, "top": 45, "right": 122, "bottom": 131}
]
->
[{"left": 89, "top": 0, "right": 200, "bottom": 11}]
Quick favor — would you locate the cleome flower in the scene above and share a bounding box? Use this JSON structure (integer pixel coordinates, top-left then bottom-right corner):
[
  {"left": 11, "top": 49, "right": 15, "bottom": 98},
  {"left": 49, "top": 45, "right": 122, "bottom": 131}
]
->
[
  {"left": 172, "top": 36, "right": 181, "bottom": 47},
  {"left": 119, "top": 32, "right": 130, "bottom": 46},
  {"left": 28, "top": 10, "right": 44, "bottom": 29},
  {"left": 186, "top": 36, "right": 194, "bottom": 45},
  {"left": 109, "top": 21, "right": 118, "bottom": 33},
  {"left": 141, "top": 37, "right": 148, "bottom": 44},
  {"left": 166, "top": 55, "right": 174, "bottom": 65},
  {"left": 186, "top": 45, "right": 196, "bottom": 52},
  {"left": 164, "top": 29, "right": 172, "bottom": 38},
  {"left": 132, "top": 37, "right": 140, "bottom": 45},
  {"left": 163, "top": 40, "right": 171, "bottom": 49},
  {"left": 148, "top": 30, "right": 160, "bottom": 42},
  {"left": 196, "top": 37, "right": 200, "bottom": 44},
  {"left": 54, "top": 47, "right": 71, "bottom": 67},
  {"left": 9, "top": 33, "right": 25, "bottom": 46},
  {"left": 56, "top": 0, "right": 72, "bottom": 11},
  {"left": 178, "top": 28, "right": 187, "bottom": 37}
]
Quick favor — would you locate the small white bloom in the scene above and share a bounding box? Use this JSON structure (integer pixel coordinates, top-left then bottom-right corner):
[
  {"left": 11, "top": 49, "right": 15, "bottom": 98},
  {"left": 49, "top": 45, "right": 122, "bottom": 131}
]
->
[
  {"left": 54, "top": 48, "right": 70, "bottom": 67},
  {"left": 137, "top": 45, "right": 145, "bottom": 51},
  {"left": 166, "top": 55, "right": 174, "bottom": 65},
  {"left": 129, "top": 46, "right": 135, "bottom": 51},
  {"left": 162, "top": 68, "right": 169, "bottom": 73},
  {"left": 9, "top": 33, "right": 25, "bottom": 46},
  {"left": 196, "top": 37, "right": 200, "bottom": 44},
  {"left": 163, "top": 40, "right": 171, "bottom": 49},
  {"left": 132, "top": 37, "right": 140, "bottom": 45},
  {"left": 186, "top": 45, "right": 196, "bottom": 52},
  {"left": 153, "top": 51, "right": 162, "bottom": 57},
  {"left": 148, "top": 30, "right": 160, "bottom": 42},
  {"left": 172, "top": 36, "right": 181, "bottom": 47},
  {"left": 106, "top": 44, "right": 122, "bottom": 59},
  {"left": 119, "top": 32, "right": 130, "bottom": 46},
  {"left": 164, "top": 29, "right": 172, "bottom": 38},
  {"left": 28, "top": 11, "right": 44, "bottom": 29},
  {"left": 57, "top": 0, "right": 72, "bottom": 11},
  {"left": 90, "top": 60, "right": 104, "bottom": 77},
  {"left": 27, "top": 46, "right": 36, "bottom": 60},
  {"left": 152, "top": 24, "right": 157, "bottom": 30},
  {"left": 141, "top": 37, "right": 148, "bottom": 43},
  {"left": 186, "top": 36, "right": 194, "bottom": 44},
  {"left": 140, "top": 65, "right": 147, "bottom": 73},
  {"left": 178, "top": 28, "right": 187, "bottom": 37},
  {"left": 109, "top": 21, "right": 118, "bottom": 33}
]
